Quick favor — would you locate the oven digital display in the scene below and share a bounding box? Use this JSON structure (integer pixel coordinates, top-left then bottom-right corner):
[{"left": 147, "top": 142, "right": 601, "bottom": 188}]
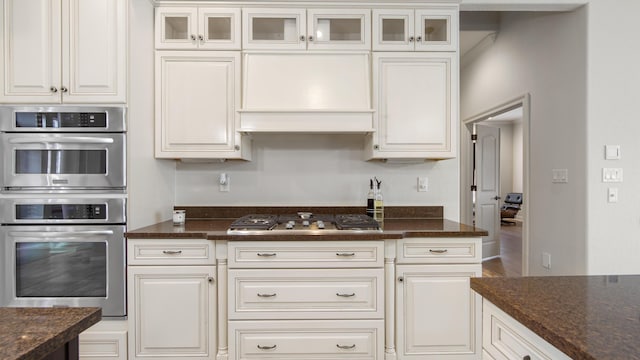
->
[
  {"left": 16, "top": 112, "right": 107, "bottom": 128},
  {"left": 16, "top": 204, "right": 107, "bottom": 220}
]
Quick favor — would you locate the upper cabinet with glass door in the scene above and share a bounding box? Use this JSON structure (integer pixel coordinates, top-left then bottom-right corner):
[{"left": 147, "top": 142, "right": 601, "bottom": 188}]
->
[
  {"left": 373, "top": 7, "right": 458, "bottom": 52},
  {"left": 155, "top": 7, "right": 241, "bottom": 50},
  {"left": 243, "top": 8, "right": 371, "bottom": 50}
]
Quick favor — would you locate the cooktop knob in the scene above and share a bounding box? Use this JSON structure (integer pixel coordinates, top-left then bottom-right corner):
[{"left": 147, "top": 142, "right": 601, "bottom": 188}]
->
[
  {"left": 302, "top": 220, "right": 310, "bottom": 227},
  {"left": 286, "top": 222, "right": 294, "bottom": 229},
  {"left": 317, "top": 220, "right": 325, "bottom": 229}
]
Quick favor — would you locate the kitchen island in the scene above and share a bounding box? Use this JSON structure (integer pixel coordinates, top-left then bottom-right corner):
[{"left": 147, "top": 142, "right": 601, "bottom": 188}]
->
[
  {"left": 471, "top": 275, "right": 640, "bottom": 360},
  {"left": 0, "top": 307, "right": 101, "bottom": 360}
]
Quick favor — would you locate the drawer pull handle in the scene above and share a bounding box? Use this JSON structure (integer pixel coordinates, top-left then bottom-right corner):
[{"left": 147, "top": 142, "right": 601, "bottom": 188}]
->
[
  {"left": 336, "top": 252, "right": 355, "bottom": 257},
  {"left": 337, "top": 344, "right": 356, "bottom": 349},
  {"left": 257, "top": 252, "right": 277, "bottom": 257},
  {"left": 257, "top": 344, "right": 277, "bottom": 350},
  {"left": 257, "top": 293, "right": 277, "bottom": 298},
  {"left": 429, "top": 249, "right": 448, "bottom": 254},
  {"left": 336, "top": 292, "right": 356, "bottom": 297},
  {"left": 162, "top": 250, "right": 182, "bottom": 255}
]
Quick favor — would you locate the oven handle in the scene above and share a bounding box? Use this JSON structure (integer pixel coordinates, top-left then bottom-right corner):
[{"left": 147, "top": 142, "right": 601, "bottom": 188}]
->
[
  {"left": 9, "top": 230, "right": 115, "bottom": 238},
  {"left": 9, "top": 137, "right": 115, "bottom": 144}
]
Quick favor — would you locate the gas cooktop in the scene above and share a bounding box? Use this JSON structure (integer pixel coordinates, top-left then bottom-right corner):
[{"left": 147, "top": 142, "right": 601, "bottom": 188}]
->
[{"left": 227, "top": 213, "right": 381, "bottom": 235}]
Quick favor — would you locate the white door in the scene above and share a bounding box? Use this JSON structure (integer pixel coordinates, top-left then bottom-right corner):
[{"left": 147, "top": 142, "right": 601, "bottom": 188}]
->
[{"left": 476, "top": 124, "right": 501, "bottom": 258}]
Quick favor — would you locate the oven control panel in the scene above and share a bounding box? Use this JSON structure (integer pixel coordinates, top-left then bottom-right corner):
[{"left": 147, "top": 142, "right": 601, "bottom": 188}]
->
[
  {"left": 17, "top": 112, "right": 107, "bottom": 129},
  {"left": 16, "top": 204, "right": 107, "bottom": 220}
]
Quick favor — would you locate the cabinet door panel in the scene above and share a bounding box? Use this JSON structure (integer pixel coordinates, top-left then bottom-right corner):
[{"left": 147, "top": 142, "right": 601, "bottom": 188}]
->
[
  {"left": 372, "top": 9, "right": 414, "bottom": 51},
  {"left": 155, "top": 7, "right": 198, "bottom": 49},
  {"left": 242, "top": 8, "right": 306, "bottom": 50},
  {"left": 397, "top": 264, "right": 481, "bottom": 359},
  {"left": 199, "top": 7, "right": 241, "bottom": 50},
  {"left": 307, "top": 9, "right": 371, "bottom": 50},
  {"left": 156, "top": 51, "right": 243, "bottom": 158},
  {"left": 64, "top": 0, "right": 126, "bottom": 103},
  {"left": 0, "top": 0, "right": 61, "bottom": 103},
  {"left": 371, "top": 53, "right": 457, "bottom": 159},
  {"left": 128, "top": 266, "right": 216, "bottom": 359},
  {"left": 415, "top": 8, "right": 458, "bottom": 52}
]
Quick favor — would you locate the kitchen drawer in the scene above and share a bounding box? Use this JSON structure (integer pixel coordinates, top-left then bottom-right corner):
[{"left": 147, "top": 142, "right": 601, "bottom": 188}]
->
[
  {"left": 483, "top": 300, "right": 571, "bottom": 360},
  {"left": 127, "top": 238, "right": 215, "bottom": 265},
  {"left": 229, "top": 320, "right": 383, "bottom": 360},
  {"left": 229, "top": 268, "right": 384, "bottom": 320},
  {"left": 228, "top": 241, "right": 383, "bottom": 268},
  {"left": 397, "top": 237, "right": 481, "bottom": 264}
]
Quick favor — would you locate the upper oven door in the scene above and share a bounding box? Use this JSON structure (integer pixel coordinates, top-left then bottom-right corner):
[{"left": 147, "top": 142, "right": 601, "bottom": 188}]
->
[{"left": 1, "top": 133, "right": 126, "bottom": 190}]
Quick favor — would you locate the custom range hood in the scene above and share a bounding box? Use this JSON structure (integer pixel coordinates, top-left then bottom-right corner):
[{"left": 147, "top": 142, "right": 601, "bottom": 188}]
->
[{"left": 239, "top": 52, "right": 374, "bottom": 133}]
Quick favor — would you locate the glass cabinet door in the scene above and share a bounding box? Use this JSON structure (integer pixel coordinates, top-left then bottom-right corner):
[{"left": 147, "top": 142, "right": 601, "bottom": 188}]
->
[
  {"left": 199, "top": 8, "right": 241, "bottom": 50},
  {"left": 243, "top": 8, "right": 306, "bottom": 50},
  {"left": 155, "top": 7, "right": 198, "bottom": 49},
  {"left": 373, "top": 9, "right": 414, "bottom": 51},
  {"left": 415, "top": 8, "right": 458, "bottom": 52},
  {"left": 307, "top": 9, "right": 371, "bottom": 50}
]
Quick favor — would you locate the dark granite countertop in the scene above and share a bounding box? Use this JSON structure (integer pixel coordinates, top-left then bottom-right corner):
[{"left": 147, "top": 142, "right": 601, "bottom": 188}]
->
[
  {"left": 471, "top": 275, "right": 640, "bottom": 360},
  {"left": 0, "top": 307, "right": 101, "bottom": 360}
]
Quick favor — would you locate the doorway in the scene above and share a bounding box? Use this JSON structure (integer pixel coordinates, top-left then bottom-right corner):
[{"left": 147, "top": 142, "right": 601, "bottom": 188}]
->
[{"left": 461, "top": 95, "right": 530, "bottom": 276}]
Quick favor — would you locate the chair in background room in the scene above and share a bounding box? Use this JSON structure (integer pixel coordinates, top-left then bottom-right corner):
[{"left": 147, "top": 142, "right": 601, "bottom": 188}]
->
[{"left": 500, "top": 193, "right": 523, "bottom": 225}]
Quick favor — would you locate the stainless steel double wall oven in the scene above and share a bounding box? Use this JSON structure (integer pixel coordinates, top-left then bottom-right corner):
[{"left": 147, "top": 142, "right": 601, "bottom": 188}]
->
[{"left": 0, "top": 106, "right": 127, "bottom": 317}]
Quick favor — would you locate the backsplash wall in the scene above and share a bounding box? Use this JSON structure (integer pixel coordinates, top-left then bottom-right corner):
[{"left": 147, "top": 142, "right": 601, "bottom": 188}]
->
[{"left": 175, "top": 134, "right": 460, "bottom": 220}]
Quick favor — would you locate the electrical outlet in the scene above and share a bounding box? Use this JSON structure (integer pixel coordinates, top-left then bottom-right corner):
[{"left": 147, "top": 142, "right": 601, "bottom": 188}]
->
[
  {"left": 418, "top": 177, "right": 428, "bottom": 192},
  {"left": 542, "top": 252, "right": 551, "bottom": 269}
]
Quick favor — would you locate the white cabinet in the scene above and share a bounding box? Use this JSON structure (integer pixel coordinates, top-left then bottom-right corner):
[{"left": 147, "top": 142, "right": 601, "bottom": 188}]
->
[
  {"left": 0, "top": 0, "right": 126, "bottom": 103},
  {"left": 373, "top": 7, "right": 458, "bottom": 51},
  {"left": 127, "top": 239, "right": 217, "bottom": 360},
  {"left": 155, "top": 7, "right": 241, "bottom": 50},
  {"left": 155, "top": 51, "right": 250, "bottom": 159},
  {"left": 367, "top": 52, "right": 458, "bottom": 159},
  {"left": 79, "top": 320, "right": 128, "bottom": 360},
  {"left": 243, "top": 8, "right": 371, "bottom": 50},
  {"left": 395, "top": 238, "right": 482, "bottom": 359},
  {"left": 482, "top": 300, "right": 572, "bottom": 360},
  {"left": 227, "top": 240, "right": 385, "bottom": 359}
]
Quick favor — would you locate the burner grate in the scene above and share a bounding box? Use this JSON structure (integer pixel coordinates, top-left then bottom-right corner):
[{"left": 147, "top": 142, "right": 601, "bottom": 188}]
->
[
  {"left": 334, "top": 214, "right": 380, "bottom": 230},
  {"left": 229, "top": 214, "right": 278, "bottom": 230}
]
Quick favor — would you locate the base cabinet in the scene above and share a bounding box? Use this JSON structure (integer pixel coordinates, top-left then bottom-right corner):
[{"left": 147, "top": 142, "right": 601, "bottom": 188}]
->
[
  {"left": 79, "top": 320, "right": 128, "bottom": 360},
  {"left": 395, "top": 238, "right": 482, "bottom": 359},
  {"left": 127, "top": 239, "right": 217, "bottom": 360}
]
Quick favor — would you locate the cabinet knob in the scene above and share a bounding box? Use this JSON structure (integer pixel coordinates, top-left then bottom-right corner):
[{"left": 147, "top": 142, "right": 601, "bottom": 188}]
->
[
  {"left": 408, "top": 36, "right": 415, "bottom": 42},
  {"left": 308, "top": 35, "right": 314, "bottom": 42},
  {"left": 60, "top": 86, "right": 68, "bottom": 93},
  {"left": 300, "top": 35, "right": 305, "bottom": 41},
  {"left": 373, "top": 144, "right": 379, "bottom": 150},
  {"left": 234, "top": 145, "right": 240, "bottom": 151},
  {"left": 190, "top": 34, "right": 196, "bottom": 40},
  {"left": 398, "top": 276, "right": 404, "bottom": 282},
  {"left": 208, "top": 277, "right": 214, "bottom": 283},
  {"left": 416, "top": 36, "right": 422, "bottom": 42},
  {"left": 50, "top": 86, "right": 58, "bottom": 93},
  {"left": 198, "top": 34, "right": 204, "bottom": 41}
]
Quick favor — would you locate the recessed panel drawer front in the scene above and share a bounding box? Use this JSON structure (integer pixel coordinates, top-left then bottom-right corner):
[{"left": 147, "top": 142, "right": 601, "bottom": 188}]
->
[
  {"left": 228, "top": 241, "right": 384, "bottom": 268},
  {"left": 229, "top": 320, "right": 383, "bottom": 360},
  {"left": 483, "top": 301, "right": 572, "bottom": 360},
  {"left": 397, "top": 238, "right": 481, "bottom": 264},
  {"left": 128, "top": 239, "right": 215, "bottom": 265},
  {"left": 229, "top": 268, "right": 384, "bottom": 319}
]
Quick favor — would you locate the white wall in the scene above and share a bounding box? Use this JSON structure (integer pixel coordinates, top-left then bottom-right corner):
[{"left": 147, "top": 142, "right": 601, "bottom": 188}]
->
[
  {"left": 461, "top": 9, "right": 588, "bottom": 275},
  {"left": 586, "top": 0, "right": 640, "bottom": 274},
  {"left": 128, "top": 0, "right": 175, "bottom": 229},
  {"left": 175, "top": 134, "right": 461, "bottom": 220}
]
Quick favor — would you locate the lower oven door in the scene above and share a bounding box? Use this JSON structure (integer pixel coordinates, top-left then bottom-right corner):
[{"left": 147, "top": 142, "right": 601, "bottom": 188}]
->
[
  {"left": 0, "top": 132, "right": 126, "bottom": 190},
  {"left": 0, "top": 224, "right": 126, "bottom": 317}
]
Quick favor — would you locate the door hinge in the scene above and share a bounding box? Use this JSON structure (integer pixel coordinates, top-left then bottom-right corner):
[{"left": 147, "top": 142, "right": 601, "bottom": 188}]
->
[
  {"left": 470, "top": 185, "right": 477, "bottom": 191},
  {"left": 471, "top": 134, "right": 478, "bottom": 141}
]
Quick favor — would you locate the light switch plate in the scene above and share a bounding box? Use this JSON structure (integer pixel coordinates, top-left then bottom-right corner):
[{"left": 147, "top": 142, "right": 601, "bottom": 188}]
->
[
  {"left": 552, "top": 169, "right": 568, "bottom": 183},
  {"left": 605, "top": 145, "right": 621, "bottom": 160},
  {"left": 602, "top": 168, "right": 623, "bottom": 182},
  {"left": 417, "top": 177, "right": 428, "bottom": 192}
]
